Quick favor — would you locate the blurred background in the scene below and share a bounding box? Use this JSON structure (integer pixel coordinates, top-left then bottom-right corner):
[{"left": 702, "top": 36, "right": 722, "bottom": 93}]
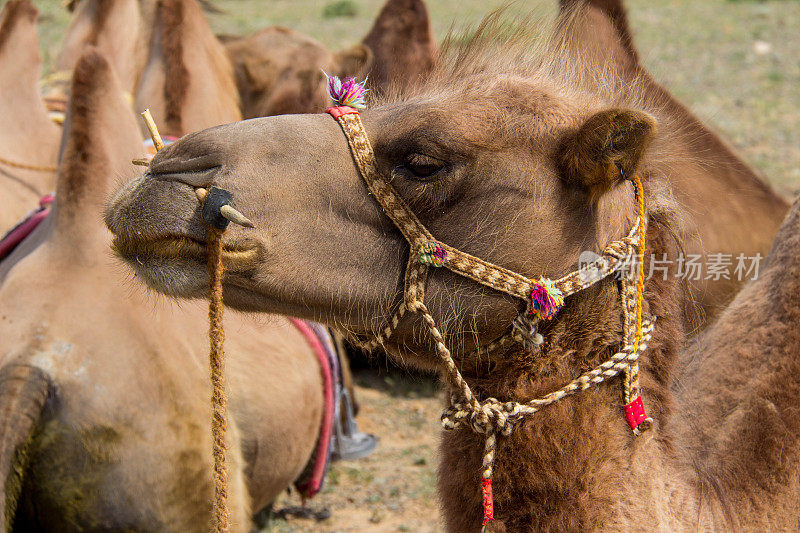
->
[{"left": 33, "top": 0, "right": 800, "bottom": 192}]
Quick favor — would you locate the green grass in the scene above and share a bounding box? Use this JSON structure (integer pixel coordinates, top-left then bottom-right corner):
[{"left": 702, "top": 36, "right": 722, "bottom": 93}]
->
[
  {"left": 322, "top": 0, "right": 360, "bottom": 19},
  {"left": 30, "top": 0, "right": 799, "bottom": 191}
]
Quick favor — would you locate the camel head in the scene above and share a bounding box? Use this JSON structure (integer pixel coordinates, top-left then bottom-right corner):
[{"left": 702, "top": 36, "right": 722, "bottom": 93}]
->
[
  {"left": 106, "top": 12, "right": 659, "bottom": 369},
  {"left": 225, "top": 26, "right": 371, "bottom": 118}
]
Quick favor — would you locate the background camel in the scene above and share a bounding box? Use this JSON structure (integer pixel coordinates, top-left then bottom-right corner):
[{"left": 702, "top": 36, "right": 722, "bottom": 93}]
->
[
  {"left": 222, "top": 27, "right": 371, "bottom": 118},
  {"left": 0, "top": 1, "right": 61, "bottom": 233},
  {"left": 54, "top": 0, "right": 222, "bottom": 97},
  {"left": 104, "top": 6, "right": 800, "bottom": 530},
  {"left": 54, "top": 0, "right": 436, "bottom": 124},
  {"left": 224, "top": 0, "right": 437, "bottom": 117},
  {"left": 560, "top": 0, "right": 789, "bottom": 327},
  {"left": 0, "top": 49, "right": 324, "bottom": 531}
]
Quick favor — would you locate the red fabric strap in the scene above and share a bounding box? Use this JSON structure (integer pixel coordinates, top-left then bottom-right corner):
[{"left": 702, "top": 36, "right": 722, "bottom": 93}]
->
[
  {"left": 289, "top": 318, "right": 335, "bottom": 498},
  {"left": 0, "top": 194, "right": 54, "bottom": 262},
  {"left": 326, "top": 106, "right": 359, "bottom": 120},
  {"left": 624, "top": 395, "right": 648, "bottom": 430}
]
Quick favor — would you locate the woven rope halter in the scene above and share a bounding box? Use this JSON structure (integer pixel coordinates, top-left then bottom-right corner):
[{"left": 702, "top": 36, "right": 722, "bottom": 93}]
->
[{"left": 325, "top": 102, "right": 654, "bottom": 530}]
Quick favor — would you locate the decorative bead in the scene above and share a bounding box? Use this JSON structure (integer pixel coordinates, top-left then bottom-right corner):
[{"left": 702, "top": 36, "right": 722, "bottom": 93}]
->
[
  {"left": 324, "top": 71, "right": 368, "bottom": 109},
  {"left": 419, "top": 241, "right": 448, "bottom": 266},
  {"left": 528, "top": 277, "right": 564, "bottom": 320}
]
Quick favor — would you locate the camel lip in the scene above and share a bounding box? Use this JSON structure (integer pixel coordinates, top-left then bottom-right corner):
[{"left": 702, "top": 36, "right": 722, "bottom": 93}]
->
[{"left": 110, "top": 234, "right": 260, "bottom": 271}]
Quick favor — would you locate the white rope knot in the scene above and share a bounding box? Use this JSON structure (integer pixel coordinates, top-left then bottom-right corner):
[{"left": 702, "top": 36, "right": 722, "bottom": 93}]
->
[{"left": 442, "top": 396, "right": 522, "bottom": 437}]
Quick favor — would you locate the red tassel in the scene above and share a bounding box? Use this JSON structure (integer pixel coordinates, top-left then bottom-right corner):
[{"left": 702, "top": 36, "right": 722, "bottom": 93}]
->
[
  {"left": 482, "top": 478, "right": 494, "bottom": 526},
  {"left": 624, "top": 396, "right": 648, "bottom": 430}
]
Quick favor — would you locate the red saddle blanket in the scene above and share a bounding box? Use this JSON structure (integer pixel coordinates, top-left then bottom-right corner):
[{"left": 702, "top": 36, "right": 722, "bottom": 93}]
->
[{"left": 0, "top": 194, "right": 54, "bottom": 262}]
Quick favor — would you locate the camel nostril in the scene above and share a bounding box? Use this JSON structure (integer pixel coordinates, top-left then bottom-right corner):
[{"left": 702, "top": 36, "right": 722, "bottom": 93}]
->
[{"left": 147, "top": 164, "right": 222, "bottom": 188}]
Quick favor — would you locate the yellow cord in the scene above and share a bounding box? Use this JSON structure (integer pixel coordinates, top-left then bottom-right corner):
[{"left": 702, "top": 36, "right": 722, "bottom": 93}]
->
[{"left": 633, "top": 174, "right": 646, "bottom": 351}]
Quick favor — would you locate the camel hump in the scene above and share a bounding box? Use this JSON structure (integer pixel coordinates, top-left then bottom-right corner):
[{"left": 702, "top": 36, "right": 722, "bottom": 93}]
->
[
  {"left": 0, "top": 0, "right": 40, "bottom": 72},
  {"left": 0, "top": 0, "right": 37, "bottom": 49},
  {"left": 154, "top": 0, "right": 192, "bottom": 134},
  {"left": 53, "top": 48, "right": 143, "bottom": 236},
  {"left": 361, "top": 0, "right": 437, "bottom": 95},
  {"left": 0, "top": 364, "right": 52, "bottom": 532},
  {"left": 147, "top": 0, "right": 239, "bottom": 135}
]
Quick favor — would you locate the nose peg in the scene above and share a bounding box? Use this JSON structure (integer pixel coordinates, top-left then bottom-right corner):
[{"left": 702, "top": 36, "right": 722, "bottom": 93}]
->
[{"left": 196, "top": 187, "right": 255, "bottom": 229}]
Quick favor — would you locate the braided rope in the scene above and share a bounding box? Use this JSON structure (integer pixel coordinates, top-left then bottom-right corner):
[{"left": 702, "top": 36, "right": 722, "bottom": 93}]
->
[
  {"left": 622, "top": 175, "right": 652, "bottom": 434},
  {"left": 207, "top": 227, "right": 230, "bottom": 533}
]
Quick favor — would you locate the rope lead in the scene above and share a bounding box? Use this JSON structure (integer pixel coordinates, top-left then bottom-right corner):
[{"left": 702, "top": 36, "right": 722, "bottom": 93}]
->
[
  {"left": 207, "top": 225, "right": 230, "bottom": 533},
  {"left": 137, "top": 111, "right": 232, "bottom": 531}
]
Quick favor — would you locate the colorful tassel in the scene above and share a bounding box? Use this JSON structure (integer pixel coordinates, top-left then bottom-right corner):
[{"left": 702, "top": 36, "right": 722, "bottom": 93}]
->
[
  {"left": 324, "top": 71, "right": 368, "bottom": 109},
  {"left": 528, "top": 277, "right": 564, "bottom": 320},
  {"left": 419, "top": 241, "right": 448, "bottom": 266}
]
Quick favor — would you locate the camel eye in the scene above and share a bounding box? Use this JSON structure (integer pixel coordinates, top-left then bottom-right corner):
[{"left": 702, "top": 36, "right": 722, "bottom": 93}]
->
[{"left": 401, "top": 153, "right": 446, "bottom": 180}]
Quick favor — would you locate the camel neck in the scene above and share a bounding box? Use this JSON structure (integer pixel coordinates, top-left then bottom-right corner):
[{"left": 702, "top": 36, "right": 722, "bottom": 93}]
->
[{"left": 439, "top": 228, "right": 693, "bottom": 530}]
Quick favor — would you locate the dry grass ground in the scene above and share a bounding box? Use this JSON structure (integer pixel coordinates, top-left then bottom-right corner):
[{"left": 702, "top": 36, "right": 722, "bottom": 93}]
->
[{"left": 26, "top": 0, "right": 800, "bottom": 530}]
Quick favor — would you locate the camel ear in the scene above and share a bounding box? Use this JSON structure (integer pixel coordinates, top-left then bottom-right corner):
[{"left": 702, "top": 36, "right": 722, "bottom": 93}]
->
[
  {"left": 560, "top": 108, "right": 656, "bottom": 195},
  {"left": 333, "top": 44, "right": 372, "bottom": 78}
]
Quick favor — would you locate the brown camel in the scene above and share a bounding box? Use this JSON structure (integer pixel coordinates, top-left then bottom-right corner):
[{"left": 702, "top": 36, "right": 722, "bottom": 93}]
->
[
  {"left": 105, "top": 7, "right": 800, "bottom": 531},
  {"left": 0, "top": 49, "right": 324, "bottom": 531},
  {"left": 224, "top": 0, "right": 437, "bottom": 118},
  {"left": 559, "top": 0, "right": 789, "bottom": 326},
  {"left": 0, "top": 1, "right": 61, "bottom": 233},
  {"left": 135, "top": 0, "right": 241, "bottom": 137}
]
